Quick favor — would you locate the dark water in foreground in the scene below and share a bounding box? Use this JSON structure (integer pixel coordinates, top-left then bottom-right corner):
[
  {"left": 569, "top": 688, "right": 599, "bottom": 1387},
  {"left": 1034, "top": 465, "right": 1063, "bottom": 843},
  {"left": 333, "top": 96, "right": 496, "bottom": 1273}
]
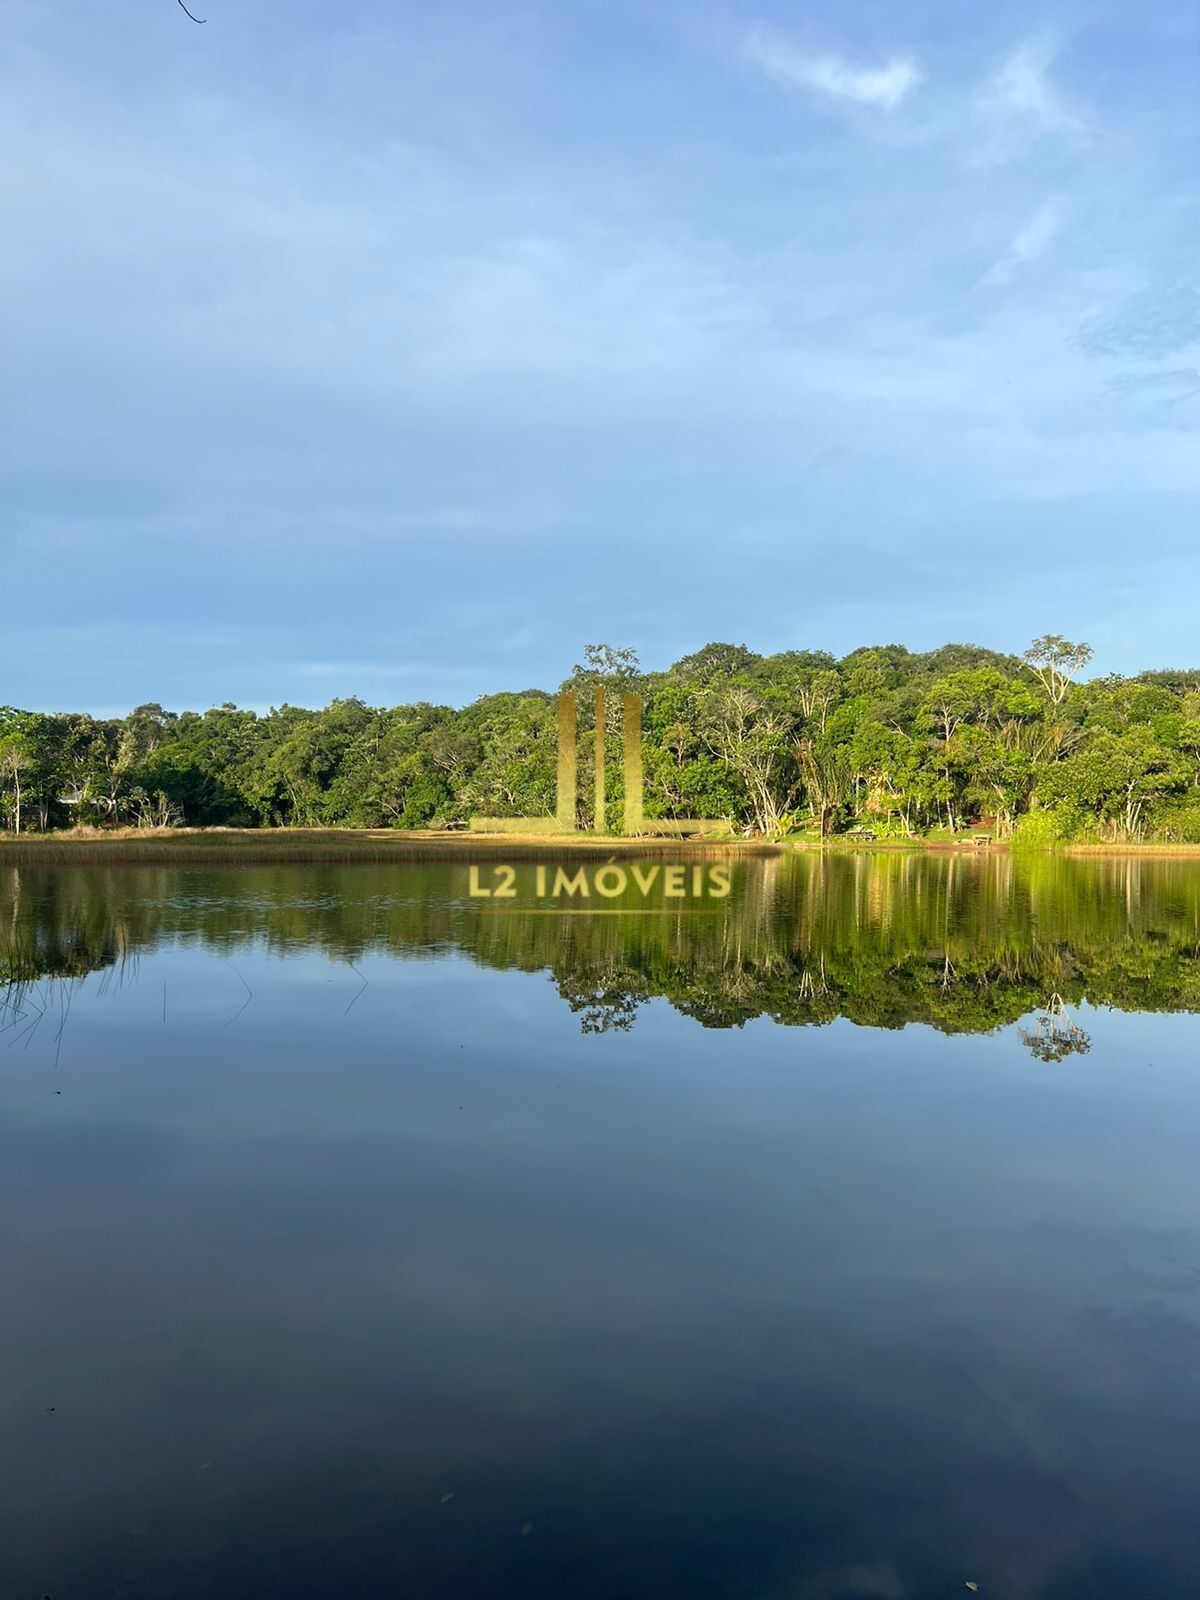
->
[{"left": 2, "top": 852, "right": 1199, "bottom": 1599}]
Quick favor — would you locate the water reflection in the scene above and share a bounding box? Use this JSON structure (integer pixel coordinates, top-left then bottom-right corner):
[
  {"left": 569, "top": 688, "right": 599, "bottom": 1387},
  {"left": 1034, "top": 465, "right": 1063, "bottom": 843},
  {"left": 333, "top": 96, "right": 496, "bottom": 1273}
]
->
[
  {"left": 4, "top": 851, "right": 1200, "bottom": 1037},
  {"left": 4, "top": 855, "right": 1200, "bottom": 1598}
]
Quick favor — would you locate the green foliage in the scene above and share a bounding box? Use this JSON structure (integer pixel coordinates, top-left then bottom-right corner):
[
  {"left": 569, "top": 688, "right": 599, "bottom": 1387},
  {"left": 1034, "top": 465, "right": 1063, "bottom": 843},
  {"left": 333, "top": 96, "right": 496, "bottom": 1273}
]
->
[
  {"left": 1037, "top": 727, "right": 1188, "bottom": 839},
  {"left": 8, "top": 633, "right": 1200, "bottom": 839},
  {"left": 1022, "top": 635, "right": 1094, "bottom": 705},
  {"left": 1011, "top": 806, "right": 1082, "bottom": 846},
  {"left": 397, "top": 771, "right": 452, "bottom": 829},
  {"left": 1143, "top": 796, "right": 1200, "bottom": 842},
  {"left": 0, "top": 707, "right": 53, "bottom": 832}
]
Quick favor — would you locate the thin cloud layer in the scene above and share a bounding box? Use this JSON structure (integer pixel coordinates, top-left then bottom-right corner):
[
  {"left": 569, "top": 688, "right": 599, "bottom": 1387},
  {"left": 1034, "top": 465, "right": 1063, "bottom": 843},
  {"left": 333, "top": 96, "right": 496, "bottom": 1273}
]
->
[
  {"left": 1, "top": 1, "right": 1199, "bottom": 711},
  {"left": 971, "top": 37, "right": 1086, "bottom": 165},
  {"left": 1080, "top": 284, "right": 1200, "bottom": 360},
  {"left": 746, "top": 29, "right": 920, "bottom": 110},
  {"left": 980, "top": 199, "right": 1066, "bottom": 286}
]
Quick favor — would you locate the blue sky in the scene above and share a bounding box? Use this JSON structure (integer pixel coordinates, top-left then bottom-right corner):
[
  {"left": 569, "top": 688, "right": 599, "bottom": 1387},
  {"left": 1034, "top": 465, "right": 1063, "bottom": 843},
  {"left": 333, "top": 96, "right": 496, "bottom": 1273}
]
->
[{"left": 3, "top": 0, "right": 1198, "bottom": 713}]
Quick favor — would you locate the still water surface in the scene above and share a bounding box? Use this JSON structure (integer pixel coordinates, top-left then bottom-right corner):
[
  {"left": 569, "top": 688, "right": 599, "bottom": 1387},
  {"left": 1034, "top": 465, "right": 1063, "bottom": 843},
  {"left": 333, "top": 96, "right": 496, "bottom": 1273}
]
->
[{"left": 2, "top": 853, "right": 1199, "bottom": 1597}]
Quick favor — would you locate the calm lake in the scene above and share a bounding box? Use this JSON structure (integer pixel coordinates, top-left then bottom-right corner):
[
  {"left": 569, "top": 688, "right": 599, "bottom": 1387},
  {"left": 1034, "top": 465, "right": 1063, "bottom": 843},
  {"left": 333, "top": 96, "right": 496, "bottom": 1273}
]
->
[{"left": 2, "top": 852, "right": 1199, "bottom": 1598}]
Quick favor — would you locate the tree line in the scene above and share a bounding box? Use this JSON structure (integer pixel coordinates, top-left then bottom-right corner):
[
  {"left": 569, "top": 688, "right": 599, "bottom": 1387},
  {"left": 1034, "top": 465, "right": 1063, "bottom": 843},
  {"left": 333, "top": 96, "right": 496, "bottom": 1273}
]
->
[{"left": 4, "top": 635, "right": 1200, "bottom": 840}]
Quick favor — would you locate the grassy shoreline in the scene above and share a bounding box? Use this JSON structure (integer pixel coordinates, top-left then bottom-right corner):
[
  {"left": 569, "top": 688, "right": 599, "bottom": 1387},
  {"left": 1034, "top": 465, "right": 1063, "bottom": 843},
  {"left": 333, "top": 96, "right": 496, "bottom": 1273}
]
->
[
  {"left": 0, "top": 827, "right": 784, "bottom": 865},
  {"left": 5, "top": 826, "right": 1200, "bottom": 864}
]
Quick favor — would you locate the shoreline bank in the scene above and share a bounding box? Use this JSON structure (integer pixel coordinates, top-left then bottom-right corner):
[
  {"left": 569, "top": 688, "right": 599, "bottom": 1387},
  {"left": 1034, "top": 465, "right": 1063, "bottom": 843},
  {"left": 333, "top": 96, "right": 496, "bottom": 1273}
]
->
[{"left": 4, "top": 828, "right": 1200, "bottom": 864}]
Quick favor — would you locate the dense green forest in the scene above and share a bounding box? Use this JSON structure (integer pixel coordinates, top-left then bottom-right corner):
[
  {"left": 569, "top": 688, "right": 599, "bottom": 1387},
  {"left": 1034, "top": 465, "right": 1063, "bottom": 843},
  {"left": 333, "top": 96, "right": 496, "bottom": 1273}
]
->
[{"left": 4, "top": 636, "right": 1200, "bottom": 840}]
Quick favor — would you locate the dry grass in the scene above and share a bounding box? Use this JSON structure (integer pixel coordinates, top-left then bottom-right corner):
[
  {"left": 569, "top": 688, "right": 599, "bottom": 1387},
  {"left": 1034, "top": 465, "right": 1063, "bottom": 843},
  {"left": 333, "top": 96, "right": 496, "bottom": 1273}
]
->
[
  {"left": 0, "top": 826, "right": 784, "bottom": 864},
  {"left": 10, "top": 826, "right": 1198, "bottom": 865},
  {"left": 1058, "top": 841, "right": 1200, "bottom": 857}
]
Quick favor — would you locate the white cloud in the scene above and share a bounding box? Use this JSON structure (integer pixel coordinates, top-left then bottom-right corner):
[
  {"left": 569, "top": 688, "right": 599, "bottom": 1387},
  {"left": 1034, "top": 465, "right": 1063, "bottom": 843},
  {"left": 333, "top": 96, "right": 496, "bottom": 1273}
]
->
[
  {"left": 1079, "top": 284, "right": 1200, "bottom": 360},
  {"left": 746, "top": 28, "right": 920, "bottom": 111},
  {"left": 972, "top": 39, "right": 1085, "bottom": 164},
  {"left": 980, "top": 199, "right": 1066, "bottom": 286}
]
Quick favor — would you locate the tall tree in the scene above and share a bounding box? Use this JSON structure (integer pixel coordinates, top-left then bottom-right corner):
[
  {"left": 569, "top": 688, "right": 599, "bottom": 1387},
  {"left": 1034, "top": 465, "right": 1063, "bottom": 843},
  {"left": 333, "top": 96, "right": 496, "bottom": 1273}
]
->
[
  {"left": 0, "top": 709, "right": 48, "bottom": 834},
  {"left": 1022, "top": 635, "right": 1094, "bottom": 706},
  {"left": 699, "top": 686, "right": 792, "bottom": 834}
]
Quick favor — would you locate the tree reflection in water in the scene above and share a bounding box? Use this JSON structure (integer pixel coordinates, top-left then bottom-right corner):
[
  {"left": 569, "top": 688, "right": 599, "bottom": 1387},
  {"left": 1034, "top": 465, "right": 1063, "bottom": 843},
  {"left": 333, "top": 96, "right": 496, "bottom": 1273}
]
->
[
  {"left": 3, "top": 851, "right": 1199, "bottom": 1041},
  {"left": 1020, "top": 993, "right": 1093, "bottom": 1061}
]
